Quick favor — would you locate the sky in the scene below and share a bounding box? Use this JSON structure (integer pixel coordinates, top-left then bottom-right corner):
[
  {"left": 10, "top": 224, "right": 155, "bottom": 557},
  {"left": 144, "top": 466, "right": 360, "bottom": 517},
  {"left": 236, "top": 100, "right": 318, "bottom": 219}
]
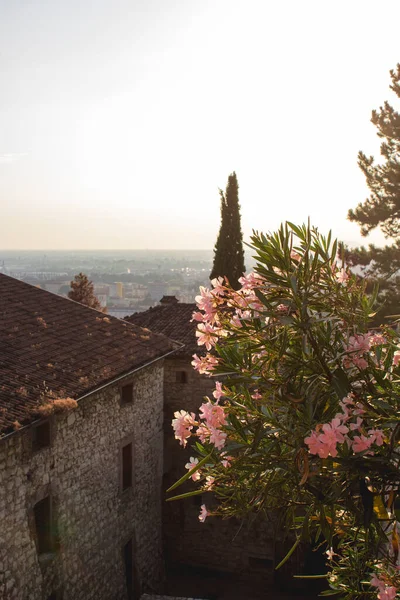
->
[{"left": 1, "top": 0, "right": 400, "bottom": 250}]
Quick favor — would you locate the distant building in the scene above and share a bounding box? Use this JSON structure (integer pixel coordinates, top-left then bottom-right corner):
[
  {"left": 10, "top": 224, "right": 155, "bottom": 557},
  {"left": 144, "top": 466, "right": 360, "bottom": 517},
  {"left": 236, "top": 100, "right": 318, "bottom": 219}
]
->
[
  {"left": 115, "top": 282, "right": 124, "bottom": 298},
  {"left": 0, "top": 274, "right": 176, "bottom": 600}
]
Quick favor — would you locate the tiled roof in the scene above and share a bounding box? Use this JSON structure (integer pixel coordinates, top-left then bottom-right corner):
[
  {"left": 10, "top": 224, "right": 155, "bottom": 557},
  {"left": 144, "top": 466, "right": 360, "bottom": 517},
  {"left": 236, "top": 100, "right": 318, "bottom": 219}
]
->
[
  {"left": 0, "top": 274, "right": 176, "bottom": 435},
  {"left": 125, "top": 302, "right": 199, "bottom": 357}
]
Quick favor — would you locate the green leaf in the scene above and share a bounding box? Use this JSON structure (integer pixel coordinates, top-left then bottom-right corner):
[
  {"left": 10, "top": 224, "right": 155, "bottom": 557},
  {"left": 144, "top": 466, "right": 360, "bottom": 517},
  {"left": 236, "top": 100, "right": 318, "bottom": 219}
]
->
[
  {"left": 166, "top": 453, "right": 212, "bottom": 493},
  {"left": 166, "top": 489, "right": 204, "bottom": 502},
  {"left": 275, "top": 537, "right": 301, "bottom": 570},
  {"left": 331, "top": 367, "right": 351, "bottom": 400}
]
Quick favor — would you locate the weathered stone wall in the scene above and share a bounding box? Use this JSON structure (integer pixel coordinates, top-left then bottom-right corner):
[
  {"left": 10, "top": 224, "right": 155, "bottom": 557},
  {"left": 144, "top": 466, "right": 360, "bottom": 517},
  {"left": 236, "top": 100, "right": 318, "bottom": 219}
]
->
[
  {"left": 141, "top": 596, "right": 205, "bottom": 600},
  {"left": 162, "top": 357, "right": 278, "bottom": 580},
  {"left": 0, "top": 362, "right": 164, "bottom": 600}
]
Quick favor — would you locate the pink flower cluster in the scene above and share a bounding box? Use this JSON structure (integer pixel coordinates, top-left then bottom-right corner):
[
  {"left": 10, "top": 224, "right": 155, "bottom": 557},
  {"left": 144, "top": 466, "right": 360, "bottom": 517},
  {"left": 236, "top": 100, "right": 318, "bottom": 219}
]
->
[
  {"left": 172, "top": 410, "right": 196, "bottom": 448},
  {"left": 172, "top": 383, "right": 228, "bottom": 450},
  {"left": 343, "top": 333, "right": 373, "bottom": 370},
  {"left": 191, "top": 353, "right": 219, "bottom": 374},
  {"left": 199, "top": 503, "right": 210, "bottom": 523},
  {"left": 305, "top": 393, "right": 384, "bottom": 458},
  {"left": 193, "top": 274, "right": 266, "bottom": 343},
  {"left": 371, "top": 574, "right": 397, "bottom": 600}
]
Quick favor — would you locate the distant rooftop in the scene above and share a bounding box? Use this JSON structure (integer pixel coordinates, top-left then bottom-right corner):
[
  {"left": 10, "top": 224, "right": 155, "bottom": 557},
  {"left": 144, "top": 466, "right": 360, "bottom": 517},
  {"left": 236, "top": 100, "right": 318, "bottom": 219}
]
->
[
  {"left": 125, "top": 296, "right": 198, "bottom": 356},
  {"left": 0, "top": 274, "right": 176, "bottom": 435}
]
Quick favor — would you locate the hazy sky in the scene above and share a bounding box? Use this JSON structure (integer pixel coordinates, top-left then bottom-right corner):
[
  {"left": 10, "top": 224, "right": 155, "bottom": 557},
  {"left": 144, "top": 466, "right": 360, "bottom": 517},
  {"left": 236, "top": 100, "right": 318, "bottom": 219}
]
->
[{"left": 1, "top": 0, "right": 400, "bottom": 250}]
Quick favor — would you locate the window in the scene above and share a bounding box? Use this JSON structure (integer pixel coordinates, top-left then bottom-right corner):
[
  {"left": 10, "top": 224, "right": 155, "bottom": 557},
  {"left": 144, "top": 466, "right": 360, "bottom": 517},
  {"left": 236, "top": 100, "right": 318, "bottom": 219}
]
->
[
  {"left": 32, "top": 421, "right": 51, "bottom": 451},
  {"left": 121, "top": 383, "right": 133, "bottom": 405},
  {"left": 122, "top": 442, "right": 133, "bottom": 490},
  {"left": 123, "top": 539, "right": 134, "bottom": 599},
  {"left": 34, "top": 496, "right": 53, "bottom": 555},
  {"left": 175, "top": 371, "right": 188, "bottom": 383}
]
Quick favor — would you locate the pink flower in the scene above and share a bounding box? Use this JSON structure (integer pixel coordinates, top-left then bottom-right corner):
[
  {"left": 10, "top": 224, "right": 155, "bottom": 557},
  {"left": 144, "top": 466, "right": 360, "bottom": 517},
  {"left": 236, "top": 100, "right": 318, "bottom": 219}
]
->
[
  {"left": 371, "top": 574, "right": 386, "bottom": 592},
  {"left": 191, "top": 311, "right": 206, "bottom": 322},
  {"left": 370, "top": 334, "right": 386, "bottom": 346},
  {"left": 336, "top": 268, "right": 349, "bottom": 283},
  {"left": 221, "top": 453, "right": 233, "bottom": 468},
  {"left": 196, "top": 424, "right": 210, "bottom": 443},
  {"left": 352, "top": 435, "right": 372, "bottom": 453},
  {"left": 238, "top": 272, "right": 264, "bottom": 290},
  {"left": 199, "top": 504, "right": 210, "bottom": 523},
  {"left": 393, "top": 350, "right": 400, "bottom": 367},
  {"left": 195, "top": 286, "right": 214, "bottom": 311},
  {"left": 230, "top": 313, "right": 243, "bottom": 328},
  {"left": 346, "top": 333, "right": 372, "bottom": 354},
  {"left": 349, "top": 417, "right": 364, "bottom": 432},
  {"left": 199, "top": 401, "right": 227, "bottom": 429},
  {"left": 304, "top": 430, "right": 324, "bottom": 456},
  {"left": 185, "top": 457, "right": 201, "bottom": 481},
  {"left": 352, "top": 355, "right": 368, "bottom": 370},
  {"left": 378, "top": 587, "right": 397, "bottom": 600},
  {"left": 251, "top": 389, "right": 262, "bottom": 400},
  {"left": 328, "top": 418, "right": 349, "bottom": 442},
  {"left": 213, "top": 381, "right": 224, "bottom": 402},
  {"left": 210, "top": 277, "right": 226, "bottom": 295},
  {"left": 276, "top": 304, "right": 289, "bottom": 314},
  {"left": 204, "top": 476, "right": 215, "bottom": 490},
  {"left": 326, "top": 547, "right": 337, "bottom": 561},
  {"left": 191, "top": 353, "right": 219, "bottom": 374},
  {"left": 368, "top": 429, "right": 384, "bottom": 446},
  {"left": 196, "top": 323, "right": 220, "bottom": 351},
  {"left": 209, "top": 426, "right": 227, "bottom": 450},
  {"left": 172, "top": 410, "right": 196, "bottom": 447}
]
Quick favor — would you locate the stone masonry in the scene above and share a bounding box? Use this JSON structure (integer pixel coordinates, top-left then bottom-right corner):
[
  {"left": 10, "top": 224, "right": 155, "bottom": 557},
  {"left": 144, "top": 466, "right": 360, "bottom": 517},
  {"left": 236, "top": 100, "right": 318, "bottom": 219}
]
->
[
  {"left": 162, "top": 357, "right": 277, "bottom": 577},
  {"left": 0, "top": 363, "right": 164, "bottom": 600}
]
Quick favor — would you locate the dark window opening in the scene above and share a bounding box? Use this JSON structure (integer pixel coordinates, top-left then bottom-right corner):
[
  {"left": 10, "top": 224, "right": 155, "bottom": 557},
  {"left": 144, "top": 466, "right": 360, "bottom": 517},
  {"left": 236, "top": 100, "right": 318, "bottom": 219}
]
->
[
  {"left": 34, "top": 496, "right": 53, "bottom": 554},
  {"left": 33, "top": 421, "right": 51, "bottom": 451},
  {"left": 123, "top": 539, "right": 134, "bottom": 600},
  {"left": 122, "top": 443, "right": 133, "bottom": 490},
  {"left": 121, "top": 383, "right": 134, "bottom": 405},
  {"left": 47, "top": 592, "right": 60, "bottom": 600},
  {"left": 175, "top": 371, "right": 188, "bottom": 383}
]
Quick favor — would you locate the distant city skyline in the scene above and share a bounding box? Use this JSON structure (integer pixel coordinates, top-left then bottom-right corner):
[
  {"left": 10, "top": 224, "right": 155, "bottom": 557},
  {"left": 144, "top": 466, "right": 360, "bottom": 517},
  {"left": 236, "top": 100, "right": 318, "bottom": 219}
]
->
[{"left": 1, "top": 0, "right": 400, "bottom": 250}]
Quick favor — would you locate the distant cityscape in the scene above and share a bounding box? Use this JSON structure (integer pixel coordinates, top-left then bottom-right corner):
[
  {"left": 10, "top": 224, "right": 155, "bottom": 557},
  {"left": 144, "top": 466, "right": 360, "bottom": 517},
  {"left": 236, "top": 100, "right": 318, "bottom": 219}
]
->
[{"left": 0, "top": 249, "right": 256, "bottom": 317}]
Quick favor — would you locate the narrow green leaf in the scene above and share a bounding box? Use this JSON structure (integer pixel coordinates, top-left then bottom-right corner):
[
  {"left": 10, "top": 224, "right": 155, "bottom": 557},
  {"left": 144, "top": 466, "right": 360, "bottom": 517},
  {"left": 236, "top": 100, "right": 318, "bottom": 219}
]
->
[
  {"left": 166, "top": 453, "right": 212, "bottom": 493},
  {"left": 166, "top": 489, "right": 204, "bottom": 502},
  {"left": 275, "top": 537, "right": 301, "bottom": 570}
]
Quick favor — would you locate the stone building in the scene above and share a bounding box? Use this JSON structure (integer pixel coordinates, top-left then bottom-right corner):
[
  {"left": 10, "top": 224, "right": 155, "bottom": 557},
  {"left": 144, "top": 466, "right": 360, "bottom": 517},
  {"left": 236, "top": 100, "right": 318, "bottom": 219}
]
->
[
  {"left": 127, "top": 298, "right": 279, "bottom": 583},
  {"left": 0, "top": 274, "right": 176, "bottom": 600}
]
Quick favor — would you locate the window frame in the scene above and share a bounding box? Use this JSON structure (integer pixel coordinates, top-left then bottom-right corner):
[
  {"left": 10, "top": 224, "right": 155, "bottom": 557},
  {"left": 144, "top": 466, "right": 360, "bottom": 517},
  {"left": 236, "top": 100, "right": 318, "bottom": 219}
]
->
[
  {"left": 33, "top": 495, "right": 55, "bottom": 556},
  {"left": 120, "top": 381, "right": 134, "bottom": 406},
  {"left": 119, "top": 434, "right": 135, "bottom": 493},
  {"left": 175, "top": 370, "right": 188, "bottom": 384},
  {"left": 32, "top": 419, "right": 52, "bottom": 452}
]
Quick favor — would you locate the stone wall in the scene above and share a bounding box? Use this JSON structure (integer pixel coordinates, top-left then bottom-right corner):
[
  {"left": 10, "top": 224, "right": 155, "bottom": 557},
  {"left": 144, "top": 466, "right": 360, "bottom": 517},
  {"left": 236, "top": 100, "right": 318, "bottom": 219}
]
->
[
  {"left": 162, "top": 357, "right": 281, "bottom": 581},
  {"left": 0, "top": 362, "right": 165, "bottom": 600}
]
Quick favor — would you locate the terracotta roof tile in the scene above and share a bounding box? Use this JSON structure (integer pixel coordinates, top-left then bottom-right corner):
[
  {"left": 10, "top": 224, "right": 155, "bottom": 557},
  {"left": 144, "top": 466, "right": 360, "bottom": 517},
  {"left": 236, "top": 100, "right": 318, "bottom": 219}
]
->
[
  {"left": 0, "top": 274, "right": 176, "bottom": 435},
  {"left": 125, "top": 302, "right": 199, "bottom": 357}
]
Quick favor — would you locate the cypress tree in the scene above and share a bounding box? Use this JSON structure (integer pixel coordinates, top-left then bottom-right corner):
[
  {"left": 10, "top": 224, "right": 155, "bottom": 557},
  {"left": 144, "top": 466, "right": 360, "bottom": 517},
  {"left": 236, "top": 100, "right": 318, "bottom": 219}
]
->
[{"left": 210, "top": 172, "right": 245, "bottom": 290}]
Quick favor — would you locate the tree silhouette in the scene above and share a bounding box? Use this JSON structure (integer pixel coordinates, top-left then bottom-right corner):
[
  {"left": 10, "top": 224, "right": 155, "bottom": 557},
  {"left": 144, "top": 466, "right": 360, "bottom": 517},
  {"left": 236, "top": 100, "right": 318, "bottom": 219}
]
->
[
  {"left": 347, "top": 65, "right": 400, "bottom": 323},
  {"left": 68, "top": 273, "right": 102, "bottom": 310},
  {"left": 210, "top": 172, "right": 245, "bottom": 290}
]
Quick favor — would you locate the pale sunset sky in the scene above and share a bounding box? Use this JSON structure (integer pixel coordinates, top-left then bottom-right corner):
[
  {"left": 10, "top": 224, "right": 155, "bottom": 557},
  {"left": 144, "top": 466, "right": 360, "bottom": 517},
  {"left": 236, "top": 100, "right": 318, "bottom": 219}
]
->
[{"left": 1, "top": 0, "right": 400, "bottom": 250}]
